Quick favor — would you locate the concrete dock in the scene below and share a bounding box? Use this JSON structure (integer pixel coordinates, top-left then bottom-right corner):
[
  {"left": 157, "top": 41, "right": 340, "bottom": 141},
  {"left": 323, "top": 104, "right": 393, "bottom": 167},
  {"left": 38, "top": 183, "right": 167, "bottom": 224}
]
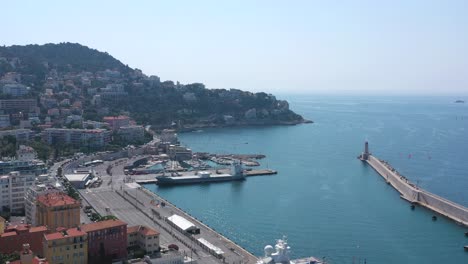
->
[
  {"left": 361, "top": 150, "right": 468, "bottom": 227},
  {"left": 244, "top": 169, "right": 277, "bottom": 176},
  {"left": 78, "top": 157, "right": 259, "bottom": 263},
  {"left": 117, "top": 183, "right": 260, "bottom": 263}
]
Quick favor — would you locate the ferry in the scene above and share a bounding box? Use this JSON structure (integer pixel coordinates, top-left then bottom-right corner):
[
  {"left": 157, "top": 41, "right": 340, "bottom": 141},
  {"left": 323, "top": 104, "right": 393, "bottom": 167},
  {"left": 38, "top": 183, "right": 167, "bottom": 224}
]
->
[
  {"left": 156, "top": 161, "right": 244, "bottom": 185},
  {"left": 257, "top": 236, "right": 324, "bottom": 264}
]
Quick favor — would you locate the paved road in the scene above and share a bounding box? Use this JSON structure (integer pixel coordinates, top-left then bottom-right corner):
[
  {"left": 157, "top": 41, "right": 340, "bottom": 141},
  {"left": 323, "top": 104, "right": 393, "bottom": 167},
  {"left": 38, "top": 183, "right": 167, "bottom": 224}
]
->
[
  {"left": 80, "top": 188, "right": 224, "bottom": 264},
  {"left": 74, "top": 157, "right": 259, "bottom": 264}
]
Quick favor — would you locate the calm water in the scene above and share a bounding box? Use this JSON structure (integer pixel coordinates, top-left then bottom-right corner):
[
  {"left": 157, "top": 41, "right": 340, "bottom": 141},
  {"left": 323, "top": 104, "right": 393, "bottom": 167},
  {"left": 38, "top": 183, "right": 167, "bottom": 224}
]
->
[{"left": 145, "top": 96, "right": 468, "bottom": 263}]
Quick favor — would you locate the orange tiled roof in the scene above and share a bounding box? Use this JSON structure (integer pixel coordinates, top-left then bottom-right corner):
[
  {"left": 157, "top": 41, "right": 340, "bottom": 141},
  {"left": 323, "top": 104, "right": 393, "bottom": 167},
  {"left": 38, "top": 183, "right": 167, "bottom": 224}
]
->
[
  {"left": 37, "top": 192, "right": 79, "bottom": 207},
  {"left": 80, "top": 219, "right": 127, "bottom": 233},
  {"left": 126, "top": 225, "right": 140, "bottom": 234},
  {"left": 44, "top": 228, "right": 86, "bottom": 241},
  {"left": 29, "top": 226, "right": 48, "bottom": 233},
  {"left": 0, "top": 231, "right": 17, "bottom": 238},
  {"left": 1, "top": 225, "right": 47, "bottom": 238},
  {"left": 127, "top": 225, "right": 159, "bottom": 236},
  {"left": 139, "top": 225, "right": 159, "bottom": 236}
]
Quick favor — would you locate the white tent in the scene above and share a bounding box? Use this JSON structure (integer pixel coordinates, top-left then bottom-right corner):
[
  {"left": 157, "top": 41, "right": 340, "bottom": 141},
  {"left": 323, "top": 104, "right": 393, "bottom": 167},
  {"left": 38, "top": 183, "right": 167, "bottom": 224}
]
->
[{"left": 167, "top": 214, "right": 200, "bottom": 233}]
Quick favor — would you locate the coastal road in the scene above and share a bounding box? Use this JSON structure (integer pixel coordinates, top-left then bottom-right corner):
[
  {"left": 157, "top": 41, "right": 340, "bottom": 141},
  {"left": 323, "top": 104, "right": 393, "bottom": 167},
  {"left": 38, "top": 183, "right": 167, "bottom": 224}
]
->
[
  {"left": 80, "top": 188, "right": 224, "bottom": 264},
  {"left": 77, "top": 158, "right": 259, "bottom": 263}
]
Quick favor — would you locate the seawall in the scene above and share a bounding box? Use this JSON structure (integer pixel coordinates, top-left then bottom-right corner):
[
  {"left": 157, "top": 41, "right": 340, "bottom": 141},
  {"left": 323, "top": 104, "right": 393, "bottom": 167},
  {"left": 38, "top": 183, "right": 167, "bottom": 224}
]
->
[{"left": 365, "top": 155, "right": 468, "bottom": 227}]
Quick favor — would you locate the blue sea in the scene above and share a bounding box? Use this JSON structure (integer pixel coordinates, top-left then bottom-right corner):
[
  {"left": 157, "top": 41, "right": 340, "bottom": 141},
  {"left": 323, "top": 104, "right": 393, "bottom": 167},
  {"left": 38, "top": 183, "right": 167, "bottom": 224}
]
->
[{"left": 144, "top": 95, "right": 468, "bottom": 263}]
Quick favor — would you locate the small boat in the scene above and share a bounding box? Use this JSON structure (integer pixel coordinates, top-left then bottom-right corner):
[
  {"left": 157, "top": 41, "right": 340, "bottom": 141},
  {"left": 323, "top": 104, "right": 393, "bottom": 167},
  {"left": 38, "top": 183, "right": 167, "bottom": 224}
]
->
[{"left": 464, "top": 245, "right": 468, "bottom": 251}]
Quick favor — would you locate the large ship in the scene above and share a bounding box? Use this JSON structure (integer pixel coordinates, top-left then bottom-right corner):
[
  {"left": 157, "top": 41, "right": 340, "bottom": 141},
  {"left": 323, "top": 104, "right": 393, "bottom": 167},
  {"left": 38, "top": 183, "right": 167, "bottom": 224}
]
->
[
  {"left": 156, "top": 161, "right": 244, "bottom": 185},
  {"left": 257, "top": 236, "right": 324, "bottom": 264}
]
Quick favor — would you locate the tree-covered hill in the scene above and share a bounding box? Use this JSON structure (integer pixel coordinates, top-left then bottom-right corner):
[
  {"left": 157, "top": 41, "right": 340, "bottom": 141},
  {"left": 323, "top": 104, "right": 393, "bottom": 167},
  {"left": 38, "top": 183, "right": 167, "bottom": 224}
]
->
[
  {"left": 0, "top": 43, "right": 130, "bottom": 77},
  {"left": 0, "top": 43, "right": 310, "bottom": 129}
]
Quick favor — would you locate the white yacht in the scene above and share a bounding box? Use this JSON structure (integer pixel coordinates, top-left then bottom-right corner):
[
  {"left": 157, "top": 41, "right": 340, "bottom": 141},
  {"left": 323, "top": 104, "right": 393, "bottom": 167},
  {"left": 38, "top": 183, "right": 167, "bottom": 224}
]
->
[{"left": 257, "top": 236, "right": 324, "bottom": 264}]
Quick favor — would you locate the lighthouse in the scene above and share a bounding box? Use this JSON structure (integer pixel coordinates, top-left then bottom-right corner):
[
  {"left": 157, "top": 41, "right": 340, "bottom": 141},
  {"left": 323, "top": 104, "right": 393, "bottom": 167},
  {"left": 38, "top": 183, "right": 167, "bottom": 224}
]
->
[{"left": 360, "top": 141, "right": 370, "bottom": 160}]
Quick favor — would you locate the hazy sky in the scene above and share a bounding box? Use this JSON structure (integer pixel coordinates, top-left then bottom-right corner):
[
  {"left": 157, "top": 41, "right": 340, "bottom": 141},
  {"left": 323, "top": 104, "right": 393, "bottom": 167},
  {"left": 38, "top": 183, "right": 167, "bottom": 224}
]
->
[{"left": 2, "top": 0, "right": 468, "bottom": 95}]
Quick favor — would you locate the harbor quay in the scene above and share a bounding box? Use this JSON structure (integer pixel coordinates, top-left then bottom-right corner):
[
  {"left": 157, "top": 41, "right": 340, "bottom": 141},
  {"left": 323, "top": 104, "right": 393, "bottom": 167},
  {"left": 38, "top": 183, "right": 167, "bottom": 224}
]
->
[
  {"left": 74, "top": 156, "right": 260, "bottom": 263},
  {"left": 117, "top": 183, "right": 259, "bottom": 263},
  {"left": 359, "top": 142, "right": 468, "bottom": 228}
]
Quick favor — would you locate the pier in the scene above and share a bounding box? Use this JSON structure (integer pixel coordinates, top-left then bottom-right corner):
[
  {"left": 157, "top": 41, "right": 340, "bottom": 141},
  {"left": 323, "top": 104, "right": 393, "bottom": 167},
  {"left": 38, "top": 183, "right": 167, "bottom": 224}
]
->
[
  {"left": 359, "top": 142, "right": 468, "bottom": 227},
  {"left": 244, "top": 169, "right": 277, "bottom": 176}
]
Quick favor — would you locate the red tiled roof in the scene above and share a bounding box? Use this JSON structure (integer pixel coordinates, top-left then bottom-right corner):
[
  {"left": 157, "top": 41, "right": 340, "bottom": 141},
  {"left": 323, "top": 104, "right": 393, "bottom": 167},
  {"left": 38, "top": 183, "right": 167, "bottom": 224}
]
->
[
  {"left": 37, "top": 192, "right": 79, "bottom": 207},
  {"left": 80, "top": 219, "right": 127, "bottom": 233},
  {"left": 33, "top": 257, "right": 49, "bottom": 264},
  {"left": 44, "top": 228, "right": 86, "bottom": 241},
  {"left": 5, "top": 223, "right": 30, "bottom": 232},
  {"left": 1, "top": 231, "right": 17, "bottom": 238},
  {"left": 29, "top": 226, "right": 48, "bottom": 233},
  {"left": 127, "top": 225, "right": 159, "bottom": 236},
  {"left": 126, "top": 226, "right": 139, "bottom": 234},
  {"left": 139, "top": 226, "right": 159, "bottom": 236}
]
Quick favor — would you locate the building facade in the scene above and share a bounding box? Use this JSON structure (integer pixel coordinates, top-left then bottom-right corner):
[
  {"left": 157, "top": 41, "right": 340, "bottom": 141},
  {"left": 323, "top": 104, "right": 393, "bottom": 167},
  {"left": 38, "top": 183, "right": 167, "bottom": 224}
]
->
[
  {"left": 36, "top": 192, "right": 80, "bottom": 231},
  {"left": 0, "top": 159, "right": 46, "bottom": 176},
  {"left": 16, "top": 145, "right": 38, "bottom": 161},
  {"left": 127, "top": 225, "right": 160, "bottom": 254},
  {"left": 25, "top": 184, "right": 61, "bottom": 226},
  {"left": 0, "top": 224, "right": 47, "bottom": 255},
  {"left": 2, "top": 83, "right": 29, "bottom": 97},
  {"left": 43, "top": 228, "right": 88, "bottom": 264},
  {"left": 41, "top": 128, "right": 111, "bottom": 147},
  {"left": 0, "top": 215, "right": 5, "bottom": 234},
  {"left": 0, "top": 171, "right": 36, "bottom": 214},
  {"left": 0, "top": 129, "right": 33, "bottom": 142},
  {"left": 167, "top": 145, "right": 192, "bottom": 161},
  {"left": 0, "top": 99, "right": 37, "bottom": 114},
  {"left": 103, "top": 116, "right": 130, "bottom": 131},
  {"left": 0, "top": 114, "right": 10, "bottom": 128},
  {"left": 117, "top": 125, "right": 145, "bottom": 143},
  {"left": 81, "top": 219, "right": 128, "bottom": 263}
]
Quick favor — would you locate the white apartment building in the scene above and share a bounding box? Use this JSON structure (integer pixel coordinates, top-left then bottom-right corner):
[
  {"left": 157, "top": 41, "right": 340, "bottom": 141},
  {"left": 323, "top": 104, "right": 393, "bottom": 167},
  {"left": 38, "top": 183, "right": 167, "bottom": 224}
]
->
[
  {"left": 117, "top": 125, "right": 145, "bottom": 142},
  {"left": 16, "top": 145, "right": 37, "bottom": 161},
  {"left": 0, "top": 115, "right": 10, "bottom": 128},
  {"left": 0, "top": 171, "right": 35, "bottom": 214},
  {"left": 0, "top": 129, "right": 33, "bottom": 142},
  {"left": 41, "top": 128, "right": 111, "bottom": 147}
]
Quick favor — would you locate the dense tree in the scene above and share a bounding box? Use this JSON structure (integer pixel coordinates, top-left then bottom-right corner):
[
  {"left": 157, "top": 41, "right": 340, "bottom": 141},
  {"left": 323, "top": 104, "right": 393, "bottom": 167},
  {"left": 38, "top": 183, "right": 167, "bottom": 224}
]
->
[
  {"left": 0, "top": 253, "right": 20, "bottom": 263},
  {"left": 0, "top": 135, "right": 17, "bottom": 158},
  {"left": 1, "top": 43, "right": 306, "bottom": 131}
]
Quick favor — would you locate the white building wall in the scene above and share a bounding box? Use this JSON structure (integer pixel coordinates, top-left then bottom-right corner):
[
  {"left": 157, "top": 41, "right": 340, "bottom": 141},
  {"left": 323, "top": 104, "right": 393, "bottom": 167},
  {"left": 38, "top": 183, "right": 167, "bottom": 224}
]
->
[{"left": 0, "top": 171, "right": 35, "bottom": 213}]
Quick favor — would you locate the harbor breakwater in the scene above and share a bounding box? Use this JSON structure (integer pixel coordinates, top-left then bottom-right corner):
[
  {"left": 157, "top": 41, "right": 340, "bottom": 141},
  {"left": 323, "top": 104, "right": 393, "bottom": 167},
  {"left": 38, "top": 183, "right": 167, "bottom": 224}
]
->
[{"left": 365, "top": 155, "right": 468, "bottom": 227}]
